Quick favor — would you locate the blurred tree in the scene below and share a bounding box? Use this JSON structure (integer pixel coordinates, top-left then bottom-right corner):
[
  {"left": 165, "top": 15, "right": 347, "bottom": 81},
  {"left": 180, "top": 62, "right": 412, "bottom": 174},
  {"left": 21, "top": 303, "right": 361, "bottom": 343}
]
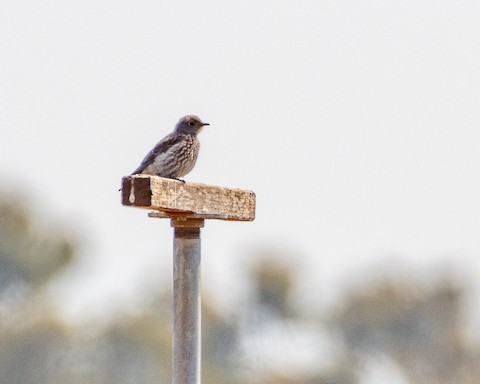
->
[
  {"left": 0, "top": 319, "right": 69, "bottom": 384},
  {"left": 0, "top": 191, "right": 75, "bottom": 383},
  {"left": 237, "top": 256, "right": 359, "bottom": 384},
  {"left": 335, "top": 278, "right": 480, "bottom": 384},
  {"left": 251, "top": 258, "right": 294, "bottom": 318},
  {"left": 81, "top": 309, "right": 171, "bottom": 384},
  {"left": 202, "top": 299, "right": 239, "bottom": 383},
  {"left": 0, "top": 193, "right": 74, "bottom": 298},
  {"left": 2, "top": 189, "right": 480, "bottom": 384},
  {"left": 63, "top": 293, "right": 239, "bottom": 384}
]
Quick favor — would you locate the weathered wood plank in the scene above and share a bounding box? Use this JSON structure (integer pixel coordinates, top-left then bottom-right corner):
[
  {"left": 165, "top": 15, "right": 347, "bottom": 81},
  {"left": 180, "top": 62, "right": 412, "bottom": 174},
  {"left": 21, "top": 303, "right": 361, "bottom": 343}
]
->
[{"left": 121, "top": 175, "right": 256, "bottom": 221}]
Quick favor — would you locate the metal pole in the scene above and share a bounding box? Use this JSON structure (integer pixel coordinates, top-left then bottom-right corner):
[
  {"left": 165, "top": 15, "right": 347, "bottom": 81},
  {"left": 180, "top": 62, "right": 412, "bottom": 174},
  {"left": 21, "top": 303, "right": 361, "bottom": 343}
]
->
[{"left": 171, "top": 218, "right": 204, "bottom": 384}]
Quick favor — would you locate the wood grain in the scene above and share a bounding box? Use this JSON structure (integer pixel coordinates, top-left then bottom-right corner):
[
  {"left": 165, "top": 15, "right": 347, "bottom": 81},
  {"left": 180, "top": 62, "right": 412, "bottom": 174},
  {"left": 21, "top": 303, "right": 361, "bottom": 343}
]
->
[{"left": 122, "top": 175, "right": 256, "bottom": 221}]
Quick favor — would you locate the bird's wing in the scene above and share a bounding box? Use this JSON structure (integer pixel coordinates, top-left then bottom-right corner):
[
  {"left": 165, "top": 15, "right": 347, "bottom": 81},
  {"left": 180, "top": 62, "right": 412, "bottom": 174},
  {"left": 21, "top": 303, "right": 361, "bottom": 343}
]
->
[{"left": 132, "top": 133, "right": 182, "bottom": 174}]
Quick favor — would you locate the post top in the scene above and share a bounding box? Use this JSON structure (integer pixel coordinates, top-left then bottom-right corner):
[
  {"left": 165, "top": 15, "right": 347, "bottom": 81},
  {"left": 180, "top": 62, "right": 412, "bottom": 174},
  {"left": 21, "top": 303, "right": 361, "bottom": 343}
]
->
[{"left": 121, "top": 175, "right": 256, "bottom": 221}]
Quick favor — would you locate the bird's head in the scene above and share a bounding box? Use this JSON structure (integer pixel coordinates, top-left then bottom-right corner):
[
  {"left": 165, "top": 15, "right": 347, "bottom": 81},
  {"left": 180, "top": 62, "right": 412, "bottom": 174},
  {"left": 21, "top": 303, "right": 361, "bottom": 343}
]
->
[{"left": 175, "top": 115, "right": 209, "bottom": 135}]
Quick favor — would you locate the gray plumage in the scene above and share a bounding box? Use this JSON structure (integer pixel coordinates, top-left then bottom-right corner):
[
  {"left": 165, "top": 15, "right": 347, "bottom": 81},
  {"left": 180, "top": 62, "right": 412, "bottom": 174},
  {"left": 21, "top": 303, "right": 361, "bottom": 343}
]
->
[{"left": 132, "top": 115, "right": 209, "bottom": 179}]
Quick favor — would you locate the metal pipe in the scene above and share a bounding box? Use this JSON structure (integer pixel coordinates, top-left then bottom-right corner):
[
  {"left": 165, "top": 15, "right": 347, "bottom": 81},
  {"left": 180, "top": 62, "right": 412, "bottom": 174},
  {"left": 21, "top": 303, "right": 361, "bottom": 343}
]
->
[{"left": 171, "top": 218, "right": 204, "bottom": 384}]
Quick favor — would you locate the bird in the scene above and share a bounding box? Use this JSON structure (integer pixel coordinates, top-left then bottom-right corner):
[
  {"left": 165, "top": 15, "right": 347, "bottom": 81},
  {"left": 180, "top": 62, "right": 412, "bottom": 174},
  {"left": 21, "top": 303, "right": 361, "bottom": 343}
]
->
[{"left": 131, "top": 115, "right": 209, "bottom": 181}]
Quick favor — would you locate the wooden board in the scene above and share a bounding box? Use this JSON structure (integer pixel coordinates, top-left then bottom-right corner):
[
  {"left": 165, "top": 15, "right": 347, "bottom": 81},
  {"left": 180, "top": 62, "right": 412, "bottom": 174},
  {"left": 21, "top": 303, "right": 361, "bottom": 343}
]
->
[{"left": 121, "top": 175, "right": 256, "bottom": 221}]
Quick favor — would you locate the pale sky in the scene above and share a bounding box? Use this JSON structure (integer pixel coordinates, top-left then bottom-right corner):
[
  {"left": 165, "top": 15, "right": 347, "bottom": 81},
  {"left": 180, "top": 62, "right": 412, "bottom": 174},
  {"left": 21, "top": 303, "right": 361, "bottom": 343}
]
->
[{"left": 1, "top": 0, "right": 480, "bottom": 323}]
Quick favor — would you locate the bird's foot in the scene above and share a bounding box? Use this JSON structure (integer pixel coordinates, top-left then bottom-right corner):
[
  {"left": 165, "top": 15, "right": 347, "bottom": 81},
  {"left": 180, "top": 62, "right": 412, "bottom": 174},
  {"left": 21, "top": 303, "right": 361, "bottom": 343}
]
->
[{"left": 173, "top": 178, "right": 186, "bottom": 183}]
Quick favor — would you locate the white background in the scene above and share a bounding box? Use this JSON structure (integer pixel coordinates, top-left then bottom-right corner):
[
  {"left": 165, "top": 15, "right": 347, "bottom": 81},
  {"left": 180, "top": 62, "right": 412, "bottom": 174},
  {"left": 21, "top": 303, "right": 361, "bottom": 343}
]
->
[{"left": 1, "top": 0, "right": 479, "bottom": 323}]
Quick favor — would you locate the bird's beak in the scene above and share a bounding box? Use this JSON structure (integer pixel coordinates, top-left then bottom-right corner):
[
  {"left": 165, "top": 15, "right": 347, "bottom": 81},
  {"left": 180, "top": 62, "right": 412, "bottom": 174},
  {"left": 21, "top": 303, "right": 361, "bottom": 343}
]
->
[{"left": 202, "top": 122, "right": 210, "bottom": 126}]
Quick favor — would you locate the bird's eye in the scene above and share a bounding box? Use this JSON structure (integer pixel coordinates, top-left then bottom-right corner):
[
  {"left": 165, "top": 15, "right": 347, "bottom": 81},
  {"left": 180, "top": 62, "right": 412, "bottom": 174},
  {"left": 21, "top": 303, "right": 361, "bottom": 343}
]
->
[{"left": 188, "top": 121, "right": 195, "bottom": 127}]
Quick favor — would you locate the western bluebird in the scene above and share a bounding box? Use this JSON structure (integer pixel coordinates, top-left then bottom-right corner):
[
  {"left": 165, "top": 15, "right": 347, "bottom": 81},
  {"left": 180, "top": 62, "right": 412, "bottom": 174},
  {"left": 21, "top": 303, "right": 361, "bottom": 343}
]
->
[{"left": 132, "top": 115, "right": 208, "bottom": 180}]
